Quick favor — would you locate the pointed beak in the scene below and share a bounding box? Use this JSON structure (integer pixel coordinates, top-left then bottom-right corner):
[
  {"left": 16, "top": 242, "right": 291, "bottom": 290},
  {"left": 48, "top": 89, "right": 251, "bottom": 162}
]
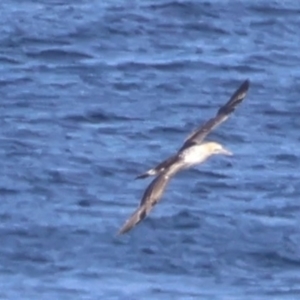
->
[{"left": 221, "top": 148, "right": 233, "bottom": 156}]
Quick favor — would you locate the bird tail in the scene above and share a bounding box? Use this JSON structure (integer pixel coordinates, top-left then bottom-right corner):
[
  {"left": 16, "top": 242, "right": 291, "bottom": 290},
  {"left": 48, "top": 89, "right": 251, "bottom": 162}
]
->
[
  {"left": 135, "top": 168, "right": 158, "bottom": 179},
  {"left": 118, "top": 205, "right": 148, "bottom": 235}
]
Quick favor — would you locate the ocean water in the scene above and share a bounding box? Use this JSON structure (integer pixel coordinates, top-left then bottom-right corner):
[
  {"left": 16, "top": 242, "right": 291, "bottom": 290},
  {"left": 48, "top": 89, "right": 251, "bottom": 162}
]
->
[{"left": 1, "top": 0, "right": 300, "bottom": 299}]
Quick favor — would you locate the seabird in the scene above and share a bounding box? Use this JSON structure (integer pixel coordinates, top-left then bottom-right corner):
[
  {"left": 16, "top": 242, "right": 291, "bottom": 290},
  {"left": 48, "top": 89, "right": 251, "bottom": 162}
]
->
[{"left": 118, "top": 79, "right": 250, "bottom": 235}]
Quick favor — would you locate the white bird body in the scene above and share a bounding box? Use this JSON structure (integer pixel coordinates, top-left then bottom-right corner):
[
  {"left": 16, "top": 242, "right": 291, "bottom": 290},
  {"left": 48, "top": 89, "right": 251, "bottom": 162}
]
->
[{"left": 179, "top": 142, "right": 231, "bottom": 166}]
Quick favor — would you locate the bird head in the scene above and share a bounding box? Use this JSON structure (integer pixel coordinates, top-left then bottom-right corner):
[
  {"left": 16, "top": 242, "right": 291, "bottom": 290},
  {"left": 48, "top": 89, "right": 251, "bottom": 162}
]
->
[{"left": 205, "top": 142, "right": 233, "bottom": 156}]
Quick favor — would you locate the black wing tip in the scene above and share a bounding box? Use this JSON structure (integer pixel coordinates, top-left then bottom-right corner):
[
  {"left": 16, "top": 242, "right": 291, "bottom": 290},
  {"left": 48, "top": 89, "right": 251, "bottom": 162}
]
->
[
  {"left": 217, "top": 79, "right": 250, "bottom": 115},
  {"left": 117, "top": 220, "right": 134, "bottom": 235},
  {"left": 235, "top": 79, "right": 250, "bottom": 96},
  {"left": 236, "top": 78, "right": 250, "bottom": 98},
  {"left": 241, "top": 79, "right": 250, "bottom": 91},
  {"left": 117, "top": 206, "right": 147, "bottom": 236},
  {"left": 117, "top": 226, "right": 129, "bottom": 236}
]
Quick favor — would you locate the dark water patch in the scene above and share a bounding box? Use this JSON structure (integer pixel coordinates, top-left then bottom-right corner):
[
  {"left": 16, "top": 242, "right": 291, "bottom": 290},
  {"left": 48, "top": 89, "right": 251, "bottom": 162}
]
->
[
  {"left": 246, "top": 54, "right": 275, "bottom": 65},
  {"left": 193, "top": 169, "right": 231, "bottom": 179},
  {"left": 183, "top": 21, "right": 229, "bottom": 35},
  {"left": 155, "top": 82, "right": 185, "bottom": 94},
  {"left": 264, "top": 122, "right": 281, "bottom": 131},
  {"left": 0, "top": 187, "right": 19, "bottom": 195},
  {"left": 274, "top": 153, "right": 298, "bottom": 163},
  {"left": 170, "top": 209, "right": 201, "bottom": 230},
  {"left": 1, "top": 138, "right": 39, "bottom": 156},
  {"left": 45, "top": 169, "right": 85, "bottom": 185},
  {"left": 10, "top": 249, "right": 51, "bottom": 264},
  {"left": 67, "top": 154, "right": 92, "bottom": 166},
  {"left": 145, "top": 0, "right": 216, "bottom": 18},
  {"left": 92, "top": 165, "right": 119, "bottom": 178},
  {"left": 245, "top": 206, "right": 293, "bottom": 219},
  {"left": 149, "top": 125, "right": 186, "bottom": 135},
  {"left": 280, "top": 204, "right": 300, "bottom": 215},
  {"left": 250, "top": 18, "right": 280, "bottom": 28},
  {"left": 20, "top": 36, "right": 72, "bottom": 47},
  {"left": 49, "top": 81, "right": 78, "bottom": 89},
  {"left": 270, "top": 52, "right": 300, "bottom": 68},
  {"left": 249, "top": 3, "right": 300, "bottom": 16},
  {"left": 45, "top": 168, "right": 66, "bottom": 184},
  {"left": 251, "top": 164, "right": 267, "bottom": 170},
  {"left": 114, "top": 59, "right": 205, "bottom": 72},
  {"left": 26, "top": 49, "right": 93, "bottom": 62},
  {"left": 0, "top": 76, "right": 33, "bottom": 87},
  {"left": 77, "top": 199, "right": 93, "bottom": 208},
  {"left": 262, "top": 109, "right": 300, "bottom": 117},
  {"left": 240, "top": 180, "right": 275, "bottom": 193},
  {"left": 63, "top": 109, "right": 142, "bottom": 124},
  {"left": 0, "top": 55, "right": 22, "bottom": 65},
  {"left": 113, "top": 81, "right": 140, "bottom": 92},
  {"left": 144, "top": 210, "right": 202, "bottom": 233},
  {"left": 231, "top": 64, "right": 265, "bottom": 73},
  {"left": 250, "top": 251, "right": 300, "bottom": 268}
]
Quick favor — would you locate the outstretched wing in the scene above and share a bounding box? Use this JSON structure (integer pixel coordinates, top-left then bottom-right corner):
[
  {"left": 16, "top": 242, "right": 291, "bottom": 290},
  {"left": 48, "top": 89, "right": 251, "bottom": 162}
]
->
[
  {"left": 181, "top": 79, "right": 250, "bottom": 150},
  {"left": 135, "top": 79, "right": 250, "bottom": 180},
  {"left": 119, "top": 162, "right": 184, "bottom": 234},
  {"left": 118, "top": 174, "right": 171, "bottom": 234}
]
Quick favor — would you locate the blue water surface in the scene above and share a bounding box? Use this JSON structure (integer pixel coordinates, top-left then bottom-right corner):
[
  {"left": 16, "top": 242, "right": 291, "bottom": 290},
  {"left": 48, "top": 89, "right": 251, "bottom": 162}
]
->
[{"left": 1, "top": 1, "right": 300, "bottom": 299}]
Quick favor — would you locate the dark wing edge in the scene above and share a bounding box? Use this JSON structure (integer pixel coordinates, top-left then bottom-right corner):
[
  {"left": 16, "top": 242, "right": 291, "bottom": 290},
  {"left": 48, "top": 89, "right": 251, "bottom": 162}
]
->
[
  {"left": 118, "top": 170, "right": 177, "bottom": 235},
  {"left": 182, "top": 79, "right": 250, "bottom": 147},
  {"left": 117, "top": 176, "right": 167, "bottom": 235},
  {"left": 117, "top": 205, "right": 148, "bottom": 235}
]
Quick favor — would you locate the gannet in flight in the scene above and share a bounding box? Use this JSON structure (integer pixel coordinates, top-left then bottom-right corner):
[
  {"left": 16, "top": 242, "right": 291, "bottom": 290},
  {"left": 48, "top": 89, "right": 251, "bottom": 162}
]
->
[{"left": 118, "top": 79, "right": 250, "bottom": 235}]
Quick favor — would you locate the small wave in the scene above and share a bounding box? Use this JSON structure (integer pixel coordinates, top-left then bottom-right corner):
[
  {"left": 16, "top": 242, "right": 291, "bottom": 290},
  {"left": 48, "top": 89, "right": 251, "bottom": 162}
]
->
[
  {"left": 26, "top": 49, "right": 93, "bottom": 61},
  {"left": 0, "top": 76, "right": 33, "bottom": 87},
  {"left": 63, "top": 110, "right": 142, "bottom": 124},
  {"left": 148, "top": 210, "right": 201, "bottom": 232},
  {"left": 250, "top": 250, "right": 300, "bottom": 268},
  {"left": 144, "top": 0, "right": 212, "bottom": 18},
  {"left": 249, "top": 3, "right": 300, "bottom": 16},
  {"left": 0, "top": 55, "right": 21, "bottom": 65},
  {"left": 149, "top": 125, "right": 186, "bottom": 135},
  {"left": 0, "top": 187, "right": 19, "bottom": 195},
  {"left": 113, "top": 59, "right": 202, "bottom": 72},
  {"left": 274, "top": 153, "right": 298, "bottom": 163}
]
